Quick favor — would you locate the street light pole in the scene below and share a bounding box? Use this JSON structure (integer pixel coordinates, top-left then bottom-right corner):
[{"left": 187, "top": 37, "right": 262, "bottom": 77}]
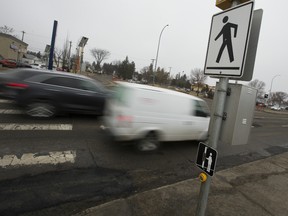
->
[
  {"left": 153, "top": 24, "right": 169, "bottom": 85},
  {"left": 269, "top": 74, "right": 280, "bottom": 104}
]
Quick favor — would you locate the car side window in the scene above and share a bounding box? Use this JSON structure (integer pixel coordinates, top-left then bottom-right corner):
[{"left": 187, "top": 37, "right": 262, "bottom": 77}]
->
[
  {"left": 75, "top": 79, "right": 100, "bottom": 92},
  {"left": 193, "top": 100, "right": 210, "bottom": 117},
  {"left": 42, "top": 77, "right": 77, "bottom": 88}
]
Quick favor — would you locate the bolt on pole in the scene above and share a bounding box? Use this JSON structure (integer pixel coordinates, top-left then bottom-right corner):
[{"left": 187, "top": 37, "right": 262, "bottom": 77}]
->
[{"left": 195, "top": 1, "right": 240, "bottom": 216}]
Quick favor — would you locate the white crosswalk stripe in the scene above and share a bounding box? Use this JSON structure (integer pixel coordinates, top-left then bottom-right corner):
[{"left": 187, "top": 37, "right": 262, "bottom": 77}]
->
[
  {"left": 0, "top": 150, "right": 76, "bottom": 168},
  {"left": 0, "top": 100, "right": 77, "bottom": 167},
  {"left": 0, "top": 99, "right": 14, "bottom": 104},
  {"left": 0, "top": 124, "right": 73, "bottom": 130}
]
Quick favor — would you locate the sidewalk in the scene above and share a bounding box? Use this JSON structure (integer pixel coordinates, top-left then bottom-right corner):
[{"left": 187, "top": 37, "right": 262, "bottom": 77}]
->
[{"left": 73, "top": 152, "right": 288, "bottom": 216}]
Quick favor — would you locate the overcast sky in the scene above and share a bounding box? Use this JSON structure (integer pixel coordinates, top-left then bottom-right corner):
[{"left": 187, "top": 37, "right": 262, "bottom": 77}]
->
[{"left": 1, "top": 0, "right": 287, "bottom": 93}]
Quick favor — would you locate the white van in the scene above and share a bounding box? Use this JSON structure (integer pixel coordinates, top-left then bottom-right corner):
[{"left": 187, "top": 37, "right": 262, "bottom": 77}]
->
[{"left": 103, "top": 82, "right": 210, "bottom": 151}]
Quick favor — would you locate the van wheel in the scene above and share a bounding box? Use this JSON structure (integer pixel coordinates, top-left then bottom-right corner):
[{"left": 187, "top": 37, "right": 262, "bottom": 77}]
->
[
  {"left": 136, "top": 132, "right": 160, "bottom": 152},
  {"left": 26, "top": 102, "right": 56, "bottom": 118}
]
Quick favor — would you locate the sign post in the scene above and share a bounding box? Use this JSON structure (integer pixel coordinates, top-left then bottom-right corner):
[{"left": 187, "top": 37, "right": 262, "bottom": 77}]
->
[{"left": 196, "top": 1, "right": 250, "bottom": 215}]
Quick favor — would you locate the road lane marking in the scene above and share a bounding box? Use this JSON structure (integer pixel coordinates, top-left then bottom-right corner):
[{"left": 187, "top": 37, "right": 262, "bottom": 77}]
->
[
  {"left": 0, "top": 109, "right": 24, "bottom": 114},
  {"left": 282, "top": 125, "right": 288, "bottom": 128},
  {"left": 0, "top": 150, "right": 76, "bottom": 168},
  {"left": 0, "top": 124, "right": 73, "bottom": 130},
  {"left": 0, "top": 99, "right": 14, "bottom": 104}
]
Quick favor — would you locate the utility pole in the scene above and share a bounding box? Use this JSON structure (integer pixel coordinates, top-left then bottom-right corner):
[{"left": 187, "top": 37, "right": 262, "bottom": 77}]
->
[
  {"left": 68, "top": 41, "right": 72, "bottom": 71},
  {"left": 196, "top": 1, "right": 241, "bottom": 216},
  {"left": 151, "top": 58, "right": 155, "bottom": 67},
  {"left": 21, "top": 31, "right": 25, "bottom": 41},
  {"left": 151, "top": 59, "right": 155, "bottom": 83}
]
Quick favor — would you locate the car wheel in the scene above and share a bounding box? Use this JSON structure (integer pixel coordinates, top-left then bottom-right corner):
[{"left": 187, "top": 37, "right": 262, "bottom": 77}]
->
[
  {"left": 136, "top": 132, "right": 160, "bottom": 152},
  {"left": 26, "top": 102, "right": 56, "bottom": 118}
]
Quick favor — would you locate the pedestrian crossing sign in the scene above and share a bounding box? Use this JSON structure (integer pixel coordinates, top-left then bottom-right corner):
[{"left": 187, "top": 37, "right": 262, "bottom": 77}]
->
[
  {"left": 204, "top": 1, "right": 254, "bottom": 78},
  {"left": 196, "top": 142, "right": 218, "bottom": 176}
]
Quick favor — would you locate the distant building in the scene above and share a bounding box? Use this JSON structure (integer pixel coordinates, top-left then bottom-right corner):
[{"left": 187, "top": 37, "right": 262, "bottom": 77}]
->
[{"left": 0, "top": 33, "right": 28, "bottom": 61}]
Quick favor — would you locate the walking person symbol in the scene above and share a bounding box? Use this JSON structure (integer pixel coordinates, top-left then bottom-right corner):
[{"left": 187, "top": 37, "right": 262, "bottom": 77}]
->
[
  {"left": 215, "top": 16, "right": 238, "bottom": 63},
  {"left": 206, "top": 153, "right": 213, "bottom": 173}
]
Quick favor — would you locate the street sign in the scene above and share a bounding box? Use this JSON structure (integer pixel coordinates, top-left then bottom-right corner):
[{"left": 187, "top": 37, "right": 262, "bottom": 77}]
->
[
  {"left": 216, "top": 0, "right": 250, "bottom": 10},
  {"left": 196, "top": 142, "right": 218, "bottom": 176},
  {"left": 204, "top": 1, "right": 254, "bottom": 78}
]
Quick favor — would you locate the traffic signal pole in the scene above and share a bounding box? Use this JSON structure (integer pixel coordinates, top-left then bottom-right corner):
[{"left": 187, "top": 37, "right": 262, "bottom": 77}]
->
[
  {"left": 196, "top": 1, "right": 240, "bottom": 215},
  {"left": 48, "top": 20, "right": 58, "bottom": 70}
]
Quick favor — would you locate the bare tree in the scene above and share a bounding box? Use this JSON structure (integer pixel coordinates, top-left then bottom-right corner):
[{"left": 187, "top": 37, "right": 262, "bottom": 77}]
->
[
  {"left": 90, "top": 48, "right": 110, "bottom": 72},
  {"left": 190, "top": 68, "right": 207, "bottom": 96},
  {"left": 0, "top": 25, "right": 14, "bottom": 34},
  {"left": 53, "top": 48, "right": 62, "bottom": 68},
  {"left": 61, "top": 38, "right": 70, "bottom": 70},
  {"left": 248, "top": 79, "right": 266, "bottom": 99},
  {"left": 270, "top": 92, "right": 288, "bottom": 106},
  {"left": 140, "top": 64, "right": 153, "bottom": 84}
]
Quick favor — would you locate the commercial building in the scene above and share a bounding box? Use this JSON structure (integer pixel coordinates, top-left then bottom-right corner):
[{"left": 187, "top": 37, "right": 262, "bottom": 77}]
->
[{"left": 0, "top": 33, "right": 28, "bottom": 61}]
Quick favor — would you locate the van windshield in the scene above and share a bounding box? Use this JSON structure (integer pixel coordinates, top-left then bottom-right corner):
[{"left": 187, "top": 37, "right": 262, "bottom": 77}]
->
[{"left": 194, "top": 100, "right": 210, "bottom": 117}]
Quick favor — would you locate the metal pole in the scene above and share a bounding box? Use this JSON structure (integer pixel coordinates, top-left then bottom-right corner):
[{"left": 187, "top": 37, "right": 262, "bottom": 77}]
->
[
  {"left": 153, "top": 24, "right": 169, "bottom": 85},
  {"left": 21, "top": 31, "right": 25, "bottom": 41},
  {"left": 268, "top": 75, "right": 280, "bottom": 104},
  {"left": 68, "top": 41, "right": 72, "bottom": 71},
  {"left": 48, "top": 20, "right": 58, "bottom": 70},
  {"left": 80, "top": 47, "right": 84, "bottom": 73},
  {"left": 196, "top": 1, "right": 240, "bottom": 215}
]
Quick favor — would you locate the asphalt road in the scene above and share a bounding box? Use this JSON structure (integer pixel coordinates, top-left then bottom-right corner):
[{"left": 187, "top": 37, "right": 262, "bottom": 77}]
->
[{"left": 0, "top": 98, "right": 288, "bottom": 216}]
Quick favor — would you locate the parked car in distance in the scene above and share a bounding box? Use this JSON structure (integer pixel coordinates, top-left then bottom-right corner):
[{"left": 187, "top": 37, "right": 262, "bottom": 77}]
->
[
  {"left": 103, "top": 82, "right": 210, "bottom": 152},
  {"left": 0, "top": 59, "right": 17, "bottom": 68},
  {"left": 0, "top": 68, "right": 110, "bottom": 118},
  {"left": 31, "top": 63, "right": 45, "bottom": 69},
  {"left": 270, "top": 106, "right": 281, "bottom": 111}
]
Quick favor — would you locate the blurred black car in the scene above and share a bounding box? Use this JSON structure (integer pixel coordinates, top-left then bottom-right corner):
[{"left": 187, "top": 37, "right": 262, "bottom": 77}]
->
[{"left": 0, "top": 69, "right": 110, "bottom": 118}]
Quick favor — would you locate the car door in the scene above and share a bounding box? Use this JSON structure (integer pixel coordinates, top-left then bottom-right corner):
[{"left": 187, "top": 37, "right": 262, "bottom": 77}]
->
[
  {"left": 73, "top": 78, "right": 107, "bottom": 114},
  {"left": 40, "top": 76, "right": 87, "bottom": 111}
]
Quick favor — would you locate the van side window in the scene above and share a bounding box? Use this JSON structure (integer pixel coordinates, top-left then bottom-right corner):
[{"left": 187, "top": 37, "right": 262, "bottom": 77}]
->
[{"left": 193, "top": 100, "right": 210, "bottom": 117}]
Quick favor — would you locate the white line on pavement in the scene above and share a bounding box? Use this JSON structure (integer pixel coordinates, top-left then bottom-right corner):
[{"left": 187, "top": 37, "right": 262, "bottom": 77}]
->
[
  {"left": 0, "top": 99, "right": 14, "bottom": 104},
  {"left": 0, "top": 109, "right": 24, "bottom": 114},
  {"left": 0, "top": 150, "right": 76, "bottom": 168},
  {"left": 0, "top": 124, "right": 73, "bottom": 130}
]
